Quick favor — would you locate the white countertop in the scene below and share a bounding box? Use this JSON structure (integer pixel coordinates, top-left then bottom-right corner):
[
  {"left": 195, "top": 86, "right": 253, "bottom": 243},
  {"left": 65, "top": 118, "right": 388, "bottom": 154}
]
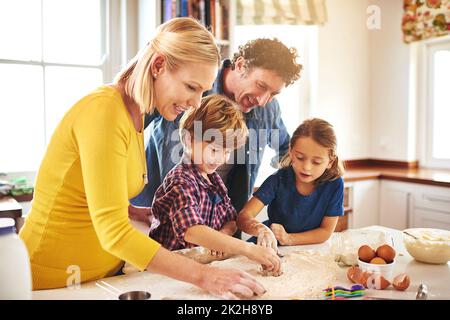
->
[{"left": 32, "top": 226, "right": 450, "bottom": 300}]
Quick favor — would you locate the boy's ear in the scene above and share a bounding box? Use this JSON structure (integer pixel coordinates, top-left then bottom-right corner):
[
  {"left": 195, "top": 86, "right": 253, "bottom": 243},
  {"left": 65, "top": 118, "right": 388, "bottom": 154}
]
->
[{"left": 235, "top": 56, "right": 247, "bottom": 75}]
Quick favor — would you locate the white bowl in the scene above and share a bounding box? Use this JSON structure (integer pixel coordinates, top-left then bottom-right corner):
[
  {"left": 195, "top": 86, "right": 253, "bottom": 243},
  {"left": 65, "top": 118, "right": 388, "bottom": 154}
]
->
[
  {"left": 357, "top": 258, "right": 395, "bottom": 282},
  {"left": 403, "top": 228, "right": 450, "bottom": 264}
]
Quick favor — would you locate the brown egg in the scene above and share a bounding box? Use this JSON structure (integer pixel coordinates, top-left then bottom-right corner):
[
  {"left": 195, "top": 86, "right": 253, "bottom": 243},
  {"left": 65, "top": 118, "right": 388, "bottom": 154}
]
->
[
  {"left": 347, "top": 266, "right": 371, "bottom": 287},
  {"left": 347, "top": 266, "right": 363, "bottom": 283},
  {"left": 366, "top": 274, "right": 391, "bottom": 290},
  {"left": 370, "top": 257, "right": 387, "bottom": 264},
  {"left": 392, "top": 273, "right": 410, "bottom": 291},
  {"left": 376, "top": 244, "right": 396, "bottom": 263},
  {"left": 358, "top": 245, "right": 376, "bottom": 262}
]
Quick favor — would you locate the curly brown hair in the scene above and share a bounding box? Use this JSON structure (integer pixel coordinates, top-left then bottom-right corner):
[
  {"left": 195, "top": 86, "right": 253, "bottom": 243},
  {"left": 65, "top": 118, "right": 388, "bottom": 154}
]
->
[{"left": 231, "top": 38, "right": 302, "bottom": 86}]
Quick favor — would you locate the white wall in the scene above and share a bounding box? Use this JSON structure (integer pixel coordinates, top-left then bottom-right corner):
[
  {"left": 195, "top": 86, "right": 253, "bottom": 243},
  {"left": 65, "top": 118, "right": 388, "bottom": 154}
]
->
[
  {"left": 315, "top": 0, "right": 371, "bottom": 160},
  {"left": 369, "top": 0, "right": 415, "bottom": 161}
]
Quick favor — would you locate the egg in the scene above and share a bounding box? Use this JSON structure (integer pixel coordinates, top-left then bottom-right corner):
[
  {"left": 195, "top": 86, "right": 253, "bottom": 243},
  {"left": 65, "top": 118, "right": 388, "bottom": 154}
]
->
[
  {"left": 369, "top": 257, "right": 387, "bottom": 264},
  {"left": 358, "top": 245, "right": 376, "bottom": 262},
  {"left": 376, "top": 244, "right": 396, "bottom": 263},
  {"left": 366, "top": 274, "right": 390, "bottom": 290},
  {"left": 392, "top": 273, "right": 410, "bottom": 291},
  {"left": 347, "top": 266, "right": 362, "bottom": 283}
]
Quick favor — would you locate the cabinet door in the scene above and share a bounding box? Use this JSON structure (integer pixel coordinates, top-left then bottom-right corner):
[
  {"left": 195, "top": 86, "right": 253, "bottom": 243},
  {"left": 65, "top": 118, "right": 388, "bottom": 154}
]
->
[
  {"left": 412, "top": 208, "right": 450, "bottom": 230},
  {"left": 379, "top": 181, "right": 413, "bottom": 230},
  {"left": 350, "top": 180, "right": 379, "bottom": 228}
]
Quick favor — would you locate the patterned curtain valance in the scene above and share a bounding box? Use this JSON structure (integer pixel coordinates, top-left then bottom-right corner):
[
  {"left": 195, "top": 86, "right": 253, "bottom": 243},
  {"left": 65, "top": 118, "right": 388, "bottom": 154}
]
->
[
  {"left": 236, "top": 0, "right": 328, "bottom": 25},
  {"left": 402, "top": 0, "right": 450, "bottom": 43}
]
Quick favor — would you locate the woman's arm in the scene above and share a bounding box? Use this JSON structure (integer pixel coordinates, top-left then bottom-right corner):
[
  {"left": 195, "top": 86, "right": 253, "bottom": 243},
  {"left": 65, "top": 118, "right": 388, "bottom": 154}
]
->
[
  {"left": 236, "top": 197, "right": 267, "bottom": 236},
  {"left": 146, "top": 246, "right": 266, "bottom": 299},
  {"left": 271, "top": 216, "right": 339, "bottom": 246},
  {"left": 184, "top": 225, "right": 281, "bottom": 273}
]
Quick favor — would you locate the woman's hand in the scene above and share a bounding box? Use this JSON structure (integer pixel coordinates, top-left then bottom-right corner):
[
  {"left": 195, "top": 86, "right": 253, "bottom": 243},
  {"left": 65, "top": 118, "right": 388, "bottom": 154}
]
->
[
  {"left": 199, "top": 266, "right": 266, "bottom": 300},
  {"left": 257, "top": 224, "right": 278, "bottom": 251},
  {"left": 128, "top": 204, "right": 151, "bottom": 225},
  {"left": 270, "top": 223, "right": 290, "bottom": 245}
]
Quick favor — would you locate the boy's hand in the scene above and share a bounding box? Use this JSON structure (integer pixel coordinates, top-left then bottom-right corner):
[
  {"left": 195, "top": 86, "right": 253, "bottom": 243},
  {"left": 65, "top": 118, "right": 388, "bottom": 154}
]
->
[
  {"left": 257, "top": 224, "right": 278, "bottom": 251},
  {"left": 270, "top": 223, "right": 290, "bottom": 246},
  {"left": 246, "top": 244, "right": 281, "bottom": 276},
  {"left": 128, "top": 204, "right": 152, "bottom": 225}
]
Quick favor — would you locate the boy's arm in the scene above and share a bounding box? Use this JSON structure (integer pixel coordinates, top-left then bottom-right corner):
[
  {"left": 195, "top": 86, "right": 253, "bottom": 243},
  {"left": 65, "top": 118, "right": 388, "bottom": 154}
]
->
[
  {"left": 271, "top": 216, "right": 339, "bottom": 246},
  {"left": 184, "top": 225, "right": 281, "bottom": 273}
]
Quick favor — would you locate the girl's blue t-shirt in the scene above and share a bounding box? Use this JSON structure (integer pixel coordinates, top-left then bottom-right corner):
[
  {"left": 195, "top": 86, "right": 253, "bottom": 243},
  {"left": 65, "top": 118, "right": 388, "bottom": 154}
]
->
[{"left": 253, "top": 167, "right": 344, "bottom": 233}]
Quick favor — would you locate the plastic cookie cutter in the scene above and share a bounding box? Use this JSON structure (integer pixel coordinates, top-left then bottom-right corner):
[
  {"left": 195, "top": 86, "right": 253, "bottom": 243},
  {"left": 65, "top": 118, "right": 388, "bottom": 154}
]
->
[{"left": 323, "top": 284, "right": 365, "bottom": 300}]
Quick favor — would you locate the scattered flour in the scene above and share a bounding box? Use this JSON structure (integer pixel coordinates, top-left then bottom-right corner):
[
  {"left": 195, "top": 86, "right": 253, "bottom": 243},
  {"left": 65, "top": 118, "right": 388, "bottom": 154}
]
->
[{"left": 176, "top": 250, "right": 340, "bottom": 300}]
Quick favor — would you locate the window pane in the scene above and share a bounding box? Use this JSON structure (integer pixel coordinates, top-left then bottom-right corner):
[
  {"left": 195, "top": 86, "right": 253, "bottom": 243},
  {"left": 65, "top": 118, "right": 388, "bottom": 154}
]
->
[
  {"left": 45, "top": 66, "right": 103, "bottom": 142},
  {"left": 43, "top": 0, "right": 102, "bottom": 65},
  {"left": 432, "top": 49, "right": 450, "bottom": 160},
  {"left": 0, "top": 64, "right": 45, "bottom": 172},
  {"left": 0, "top": 0, "right": 41, "bottom": 61}
]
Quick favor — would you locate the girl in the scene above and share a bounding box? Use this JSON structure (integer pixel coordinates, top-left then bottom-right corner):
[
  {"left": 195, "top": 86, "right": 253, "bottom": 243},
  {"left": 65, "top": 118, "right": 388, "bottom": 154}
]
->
[{"left": 237, "top": 118, "right": 345, "bottom": 249}]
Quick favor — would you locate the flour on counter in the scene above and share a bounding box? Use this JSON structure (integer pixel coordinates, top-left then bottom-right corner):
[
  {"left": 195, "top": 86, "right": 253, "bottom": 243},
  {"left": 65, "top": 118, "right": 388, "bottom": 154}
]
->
[{"left": 164, "top": 250, "right": 340, "bottom": 300}]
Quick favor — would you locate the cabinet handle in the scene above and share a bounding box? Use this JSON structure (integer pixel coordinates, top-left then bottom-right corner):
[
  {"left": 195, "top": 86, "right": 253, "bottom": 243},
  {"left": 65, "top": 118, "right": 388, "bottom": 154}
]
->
[{"left": 423, "top": 195, "right": 450, "bottom": 204}]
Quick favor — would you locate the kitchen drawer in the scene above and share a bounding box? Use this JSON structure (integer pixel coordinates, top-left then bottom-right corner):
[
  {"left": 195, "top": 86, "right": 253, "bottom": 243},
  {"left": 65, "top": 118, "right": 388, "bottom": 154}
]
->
[
  {"left": 413, "top": 185, "right": 450, "bottom": 213},
  {"left": 412, "top": 207, "right": 450, "bottom": 230}
]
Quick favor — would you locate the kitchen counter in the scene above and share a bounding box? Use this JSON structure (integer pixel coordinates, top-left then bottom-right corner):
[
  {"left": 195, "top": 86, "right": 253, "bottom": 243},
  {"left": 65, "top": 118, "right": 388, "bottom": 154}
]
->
[
  {"left": 32, "top": 226, "right": 450, "bottom": 300},
  {"left": 344, "top": 166, "right": 450, "bottom": 188}
]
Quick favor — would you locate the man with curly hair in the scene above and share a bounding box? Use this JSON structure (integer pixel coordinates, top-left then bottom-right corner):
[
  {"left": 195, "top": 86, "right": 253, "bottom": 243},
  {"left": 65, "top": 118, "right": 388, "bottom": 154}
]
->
[{"left": 130, "top": 38, "right": 302, "bottom": 232}]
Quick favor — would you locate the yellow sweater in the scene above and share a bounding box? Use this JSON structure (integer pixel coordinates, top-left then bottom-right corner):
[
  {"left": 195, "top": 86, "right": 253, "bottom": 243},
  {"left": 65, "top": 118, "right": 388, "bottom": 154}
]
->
[{"left": 19, "top": 86, "right": 161, "bottom": 290}]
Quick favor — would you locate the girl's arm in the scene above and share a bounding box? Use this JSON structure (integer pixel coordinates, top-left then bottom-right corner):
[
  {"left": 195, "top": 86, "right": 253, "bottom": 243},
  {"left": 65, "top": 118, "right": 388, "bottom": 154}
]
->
[
  {"left": 184, "top": 224, "right": 281, "bottom": 273},
  {"left": 236, "top": 197, "right": 267, "bottom": 236},
  {"left": 271, "top": 216, "right": 339, "bottom": 246}
]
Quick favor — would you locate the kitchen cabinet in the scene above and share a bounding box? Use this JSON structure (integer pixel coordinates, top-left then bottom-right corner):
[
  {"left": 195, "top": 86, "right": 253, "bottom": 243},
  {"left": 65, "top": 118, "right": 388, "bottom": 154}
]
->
[
  {"left": 347, "top": 180, "right": 380, "bottom": 229},
  {"left": 379, "top": 180, "right": 450, "bottom": 230}
]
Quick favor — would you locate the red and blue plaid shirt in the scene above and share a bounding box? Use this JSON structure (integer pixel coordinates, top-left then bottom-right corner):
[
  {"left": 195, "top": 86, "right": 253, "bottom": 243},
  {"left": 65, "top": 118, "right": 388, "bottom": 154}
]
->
[{"left": 149, "top": 160, "right": 237, "bottom": 250}]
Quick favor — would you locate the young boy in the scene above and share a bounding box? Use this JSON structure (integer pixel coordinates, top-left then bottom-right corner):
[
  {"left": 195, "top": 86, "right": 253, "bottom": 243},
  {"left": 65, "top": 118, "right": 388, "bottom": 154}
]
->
[{"left": 149, "top": 94, "right": 280, "bottom": 272}]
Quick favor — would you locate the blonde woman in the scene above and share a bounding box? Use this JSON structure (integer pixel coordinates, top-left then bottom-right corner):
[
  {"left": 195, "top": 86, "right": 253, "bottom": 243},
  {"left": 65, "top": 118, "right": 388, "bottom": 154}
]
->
[{"left": 19, "top": 18, "right": 265, "bottom": 299}]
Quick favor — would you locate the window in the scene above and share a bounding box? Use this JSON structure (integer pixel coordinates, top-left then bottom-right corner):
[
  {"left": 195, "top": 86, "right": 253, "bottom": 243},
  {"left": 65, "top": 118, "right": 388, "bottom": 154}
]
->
[
  {"left": 233, "top": 24, "right": 316, "bottom": 186},
  {"left": 423, "top": 38, "right": 450, "bottom": 169},
  {"left": 0, "top": 0, "right": 110, "bottom": 173}
]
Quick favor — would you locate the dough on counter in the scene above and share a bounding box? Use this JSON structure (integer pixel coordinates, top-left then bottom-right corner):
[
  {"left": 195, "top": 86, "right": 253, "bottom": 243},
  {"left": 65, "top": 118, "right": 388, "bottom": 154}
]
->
[{"left": 172, "top": 250, "right": 340, "bottom": 300}]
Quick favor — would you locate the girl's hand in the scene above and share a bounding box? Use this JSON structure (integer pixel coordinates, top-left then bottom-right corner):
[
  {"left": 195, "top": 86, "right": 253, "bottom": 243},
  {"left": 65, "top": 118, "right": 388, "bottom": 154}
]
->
[
  {"left": 270, "top": 223, "right": 290, "bottom": 246},
  {"left": 257, "top": 224, "right": 278, "bottom": 251}
]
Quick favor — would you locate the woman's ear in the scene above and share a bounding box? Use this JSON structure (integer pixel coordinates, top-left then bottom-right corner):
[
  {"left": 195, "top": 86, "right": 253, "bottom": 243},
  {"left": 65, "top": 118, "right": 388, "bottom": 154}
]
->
[{"left": 150, "top": 53, "right": 166, "bottom": 78}]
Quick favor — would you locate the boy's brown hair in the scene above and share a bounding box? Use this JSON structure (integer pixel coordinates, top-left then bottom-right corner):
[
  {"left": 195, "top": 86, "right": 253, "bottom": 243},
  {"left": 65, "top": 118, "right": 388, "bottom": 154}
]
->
[{"left": 179, "top": 94, "right": 248, "bottom": 150}]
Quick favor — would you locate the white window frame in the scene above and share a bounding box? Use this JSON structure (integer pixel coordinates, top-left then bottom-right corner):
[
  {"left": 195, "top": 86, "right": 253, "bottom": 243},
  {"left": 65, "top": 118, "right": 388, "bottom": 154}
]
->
[
  {"left": 420, "top": 36, "right": 450, "bottom": 169},
  {"left": 0, "top": 0, "right": 127, "bottom": 175}
]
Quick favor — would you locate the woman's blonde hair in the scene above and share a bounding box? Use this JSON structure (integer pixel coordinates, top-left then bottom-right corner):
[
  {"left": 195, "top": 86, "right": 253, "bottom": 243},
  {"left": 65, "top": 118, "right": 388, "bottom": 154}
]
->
[
  {"left": 114, "top": 17, "right": 220, "bottom": 114},
  {"left": 280, "top": 118, "right": 345, "bottom": 185},
  {"left": 179, "top": 94, "right": 248, "bottom": 150}
]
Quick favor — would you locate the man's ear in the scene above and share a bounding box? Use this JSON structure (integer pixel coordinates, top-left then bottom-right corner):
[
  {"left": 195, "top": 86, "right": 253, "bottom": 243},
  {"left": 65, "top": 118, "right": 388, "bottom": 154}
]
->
[{"left": 234, "top": 56, "right": 247, "bottom": 75}]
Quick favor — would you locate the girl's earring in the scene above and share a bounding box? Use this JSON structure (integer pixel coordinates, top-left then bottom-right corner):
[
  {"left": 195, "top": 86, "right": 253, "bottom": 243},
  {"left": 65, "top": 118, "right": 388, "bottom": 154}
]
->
[{"left": 153, "top": 73, "right": 157, "bottom": 79}]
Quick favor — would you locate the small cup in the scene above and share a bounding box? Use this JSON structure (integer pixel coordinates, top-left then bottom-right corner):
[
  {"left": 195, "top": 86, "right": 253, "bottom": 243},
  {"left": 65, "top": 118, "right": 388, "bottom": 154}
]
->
[
  {"left": 118, "top": 291, "right": 151, "bottom": 300},
  {"left": 358, "top": 258, "right": 395, "bottom": 282}
]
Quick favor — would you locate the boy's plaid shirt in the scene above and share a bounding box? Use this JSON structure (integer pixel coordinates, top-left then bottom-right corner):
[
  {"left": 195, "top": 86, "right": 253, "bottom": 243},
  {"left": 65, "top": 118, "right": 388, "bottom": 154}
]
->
[{"left": 149, "top": 161, "right": 237, "bottom": 250}]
